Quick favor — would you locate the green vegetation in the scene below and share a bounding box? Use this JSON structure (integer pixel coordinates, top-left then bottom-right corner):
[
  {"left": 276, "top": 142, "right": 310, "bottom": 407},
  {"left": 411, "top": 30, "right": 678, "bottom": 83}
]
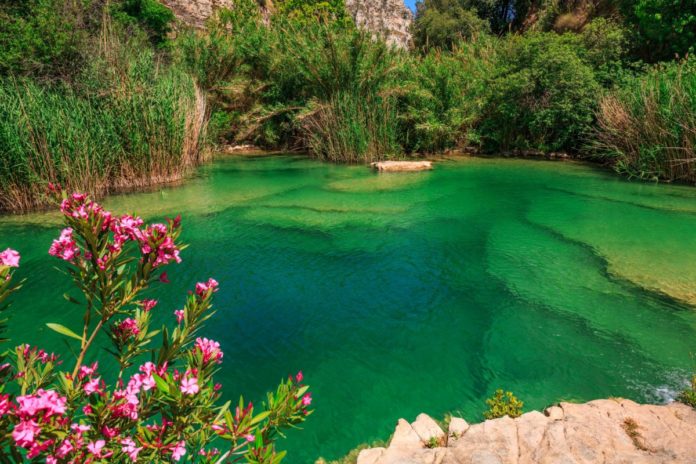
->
[
  {"left": 483, "top": 389, "right": 524, "bottom": 419},
  {"left": 1, "top": 0, "right": 696, "bottom": 212},
  {"left": 678, "top": 375, "right": 696, "bottom": 408},
  {"left": 592, "top": 57, "right": 696, "bottom": 182}
]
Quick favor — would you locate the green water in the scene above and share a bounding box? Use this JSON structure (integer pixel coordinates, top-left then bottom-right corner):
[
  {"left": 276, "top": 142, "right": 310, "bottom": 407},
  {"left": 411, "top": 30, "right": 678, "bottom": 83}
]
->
[{"left": 2, "top": 155, "right": 696, "bottom": 462}]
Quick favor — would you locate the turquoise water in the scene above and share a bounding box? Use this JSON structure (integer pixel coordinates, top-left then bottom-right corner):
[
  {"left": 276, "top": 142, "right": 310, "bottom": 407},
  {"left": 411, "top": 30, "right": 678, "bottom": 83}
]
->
[{"left": 2, "top": 155, "right": 696, "bottom": 462}]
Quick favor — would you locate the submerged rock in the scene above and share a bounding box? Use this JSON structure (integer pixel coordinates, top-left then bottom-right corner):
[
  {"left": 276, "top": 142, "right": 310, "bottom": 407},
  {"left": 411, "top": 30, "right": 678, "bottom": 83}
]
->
[
  {"left": 356, "top": 399, "right": 696, "bottom": 464},
  {"left": 371, "top": 161, "right": 433, "bottom": 172}
]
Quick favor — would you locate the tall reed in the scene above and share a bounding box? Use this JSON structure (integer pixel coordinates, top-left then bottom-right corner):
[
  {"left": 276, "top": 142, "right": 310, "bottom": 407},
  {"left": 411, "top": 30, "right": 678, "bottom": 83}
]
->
[
  {"left": 592, "top": 58, "right": 696, "bottom": 182},
  {"left": 0, "top": 43, "right": 207, "bottom": 212}
]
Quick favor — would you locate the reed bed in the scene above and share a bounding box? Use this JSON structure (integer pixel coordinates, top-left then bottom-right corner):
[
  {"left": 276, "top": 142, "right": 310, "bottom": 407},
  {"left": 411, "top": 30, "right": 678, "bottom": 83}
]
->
[
  {"left": 0, "top": 69, "right": 207, "bottom": 213},
  {"left": 592, "top": 59, "right": 696, "bottom": 182}
]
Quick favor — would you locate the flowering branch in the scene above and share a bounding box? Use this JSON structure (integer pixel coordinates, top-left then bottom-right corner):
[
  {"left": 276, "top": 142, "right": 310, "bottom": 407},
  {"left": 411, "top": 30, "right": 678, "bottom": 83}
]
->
[{"left": 0, "top": 189, "right": 313, "bottom": 463}]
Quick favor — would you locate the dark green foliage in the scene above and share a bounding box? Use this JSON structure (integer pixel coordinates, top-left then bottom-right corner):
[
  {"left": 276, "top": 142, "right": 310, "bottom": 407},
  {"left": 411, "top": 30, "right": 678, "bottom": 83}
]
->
[
  {"left": 0, "top": 0, "right": 89, "bottom": 77},
  {"left": 276, "top": 0, "right": 351, "bottom": 25},
  {"left": 116, "top": 0, "right": 176, "bottom": 44},
  {"left": 623, "top": 0, "right": 696, "bottom": 61},
  {"left": 475, "top": 32, "right": 600, "bottom": 152},
  {"left": 483, "top": 389, "right": 524, "bottom": 419},
  {"left": 413, "top": 0, "right": 490, "bottom": 51}
]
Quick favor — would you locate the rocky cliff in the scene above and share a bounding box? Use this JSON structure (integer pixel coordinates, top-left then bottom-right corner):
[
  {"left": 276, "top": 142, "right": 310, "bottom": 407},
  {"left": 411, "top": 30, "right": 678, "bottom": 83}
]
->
[
  {"left": 356, "top": 399, "right": 696, "bottom": 464},
  {"left": 345, "top": 0, "right": 413, "bottom": 48},
  {"left": 161, "top": 0, "right": 413, "bottom": 48}
]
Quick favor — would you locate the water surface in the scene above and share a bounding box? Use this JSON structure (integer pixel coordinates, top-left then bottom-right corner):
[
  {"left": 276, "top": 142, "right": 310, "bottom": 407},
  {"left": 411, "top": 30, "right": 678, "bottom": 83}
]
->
[{"left": 2, "top": 155, "right": 696, "bottom": 462}]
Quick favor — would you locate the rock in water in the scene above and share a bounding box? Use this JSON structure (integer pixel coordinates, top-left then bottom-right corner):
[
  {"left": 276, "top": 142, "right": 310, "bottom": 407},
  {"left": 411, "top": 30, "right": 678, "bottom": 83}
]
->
[{"left": 371, "top": 161, "right": 433, "bottom": 172}]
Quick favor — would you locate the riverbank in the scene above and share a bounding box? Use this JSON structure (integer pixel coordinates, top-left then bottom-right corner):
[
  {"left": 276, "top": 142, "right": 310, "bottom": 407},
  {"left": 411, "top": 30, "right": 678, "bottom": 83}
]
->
[{"left": 351, "top": 398, "right": 696, "bottom": 464}]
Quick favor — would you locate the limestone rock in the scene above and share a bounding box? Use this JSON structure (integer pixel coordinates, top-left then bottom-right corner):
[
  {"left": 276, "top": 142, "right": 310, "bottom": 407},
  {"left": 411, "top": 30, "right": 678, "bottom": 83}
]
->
[
  {"left": 544, "top": 405, "right": 564, "bottom": 420},
  {"left": 357, "top": 447, "right": 386, "bottom": 464},
  {"left": 344, "top": 0, "right": 413, "bottom": 48},
  {"left": 411, "top": 414, "right": 445, "bottom": 444},
  {"left": 389, "top": 418, "right": 422, "bottom": 448},
  {"left": 371, "top": 161, "right": 433, "bottom": 172},
  {"left": 448, "top": 417, "right": 469, "bottom": 438},
  {"left": 161, "top": 0, "right": 234, "bottom": 28},
  {"left": 357, "top": 399, "right": 696, "bottom": 464}
]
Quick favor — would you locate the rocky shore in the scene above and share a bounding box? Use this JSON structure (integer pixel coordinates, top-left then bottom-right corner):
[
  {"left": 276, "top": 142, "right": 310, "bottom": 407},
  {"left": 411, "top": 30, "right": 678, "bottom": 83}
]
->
[{"left": 357, "top": 399, "right": 696, "bottom": 464}]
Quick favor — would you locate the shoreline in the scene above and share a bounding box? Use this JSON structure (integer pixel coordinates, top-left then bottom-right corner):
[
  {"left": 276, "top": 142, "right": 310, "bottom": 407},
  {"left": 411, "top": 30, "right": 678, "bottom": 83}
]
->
[{"left": 348, "top": 398, "right": 696, "bottom": 464}]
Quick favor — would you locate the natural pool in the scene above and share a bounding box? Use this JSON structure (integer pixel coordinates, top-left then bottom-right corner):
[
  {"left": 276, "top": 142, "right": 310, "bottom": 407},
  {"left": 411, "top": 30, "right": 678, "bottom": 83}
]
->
[{"left": 2, "top": 154, "right": 696, "bottom": 463}]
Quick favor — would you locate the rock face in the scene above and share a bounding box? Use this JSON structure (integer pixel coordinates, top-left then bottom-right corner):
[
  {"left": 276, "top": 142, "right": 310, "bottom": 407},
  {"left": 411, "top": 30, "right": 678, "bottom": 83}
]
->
[
  {"left": 162, "top": 0, "right": 414, "bottom": 48},
  {"left": 356, "top": 399, "right": 696, "bottom": 464},
  {"left": 345, "top": 0, "right": 413, "bottom": 48},
  {"left": 161, "top": 0, "right": 234, "bottom": 28}
]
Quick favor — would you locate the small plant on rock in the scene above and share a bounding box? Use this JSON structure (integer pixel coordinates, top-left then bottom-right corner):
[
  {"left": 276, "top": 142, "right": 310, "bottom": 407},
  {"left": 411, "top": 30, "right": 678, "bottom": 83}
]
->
[
  {"left": 678, "top": 375, "right": 696, "bottom": 408},
  {"left": 483, "top": 389, "right": 524, "bottom": 420}
]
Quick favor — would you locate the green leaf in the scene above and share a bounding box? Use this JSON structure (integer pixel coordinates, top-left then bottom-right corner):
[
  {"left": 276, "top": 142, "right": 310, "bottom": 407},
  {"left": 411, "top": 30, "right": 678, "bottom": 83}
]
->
[
  {"left": 46, "top": 323, "right": 82, "bottom": 341},
  {"left": 250, "top": 410, "right": 271, "bottom": 426},
  {"left": 153, "top": 374, "right": 170, "bottom": 394},
  {"left": 63, "top": 293, "right": 81, "bottom": 305}
]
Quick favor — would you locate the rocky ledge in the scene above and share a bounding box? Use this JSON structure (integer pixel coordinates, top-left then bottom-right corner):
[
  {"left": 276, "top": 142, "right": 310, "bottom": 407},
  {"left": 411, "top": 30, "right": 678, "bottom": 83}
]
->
[{"left": 357, "top": 399, "right": 696, "bottom": 464}]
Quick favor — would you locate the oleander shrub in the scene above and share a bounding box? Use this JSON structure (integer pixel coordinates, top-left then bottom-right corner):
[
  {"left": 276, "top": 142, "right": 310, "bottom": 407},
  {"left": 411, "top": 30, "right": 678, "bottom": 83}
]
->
[{"left": 0, "top": 190, "right": 313, "bottom": 462}]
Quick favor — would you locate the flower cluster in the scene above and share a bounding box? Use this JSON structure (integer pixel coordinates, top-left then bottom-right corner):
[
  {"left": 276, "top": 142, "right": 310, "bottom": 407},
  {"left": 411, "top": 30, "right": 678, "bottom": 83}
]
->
[
  {"left": 0, "top": 192, "right": 313, "bottom": 464},
  {"left": 0, "top": 248, "right": 20, "bottom": 267},
  {"left": 194, "top": 337, "right": 224, "bottom": 365}
]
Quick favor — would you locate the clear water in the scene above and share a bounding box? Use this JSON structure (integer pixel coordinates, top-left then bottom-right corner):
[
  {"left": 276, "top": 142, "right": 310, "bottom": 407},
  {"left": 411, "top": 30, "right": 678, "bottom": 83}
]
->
[{"left": 2, "top": 154, "right": 696, "bottom": 463}]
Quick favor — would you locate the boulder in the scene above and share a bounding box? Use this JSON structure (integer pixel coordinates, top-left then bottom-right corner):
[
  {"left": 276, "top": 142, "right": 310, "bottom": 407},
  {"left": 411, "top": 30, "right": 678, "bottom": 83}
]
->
[{"left": 411, "top": 414, "right": 445, "bottom": 444}]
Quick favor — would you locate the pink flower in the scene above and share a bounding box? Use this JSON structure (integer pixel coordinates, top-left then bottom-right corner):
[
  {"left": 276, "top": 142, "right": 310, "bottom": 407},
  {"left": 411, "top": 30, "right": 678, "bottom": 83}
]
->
[
  {"left": 12, "top": 419, "right": 40, "bottom": 448},
  {"left": 296, "top": 371, "right": 303, "bottom": 383},
  {"left": 46, "top": 455, "right": 57, "bottom": 464},
  {"left": 172, "top": 441, "right": 187, "bottom": 461},
  {"left": 56, "top": 439, "right": 74, "bottom": 458},
  {"left": 84, "top": 377, "right": 103, "bottom": 395},
  {"left": 180, "top": 376, "right": 199, "bottom": 396},
  {"left": 174, "top": 309, "right": 184, "bottom": 324},
  {"left": 82, "top": 404, "right": 93, "bottom": 415},
  {"left": 302, "top": 393, "right": 312, "bottom": 406},
  {"left": 245, "top": 434, "right": 255, "bottom": 442},
  {"left": 87, "top": 439, "right": 112, "bottom": 458},
  {"left": 101, "top": 425, "right": 119, "bottom": 439},
  {"left": 0, "top": 248, "right": 20, "bottom": 267},
  {"left": 195, "top": 278, "right": 219, "bottom": 297},
  {"left": 142, "top": 299, "right": 158, "bottom": 312},
  {"left": 48, "top": 228, "right": 80, "bottom": 262},
  {"left": 194, "top": 337, "right": 223, "bottom": 364},
  {"left": 78, "top": 362, "right": 98, "bottom": 380},
  {"left": 16, "top": 389, "right": 67, "bottom": 418},
  {"left": 0, "top": 394, "right": 10, "bottom": 415},
  {"left": 121, "top": 437, "right": 143, "bottom": 462},
  {"left": 159, "top": 271, "right": 170, "bottom": 283},
  {"left": 112, "top": 318, "right": 140, "bottom": 340}
]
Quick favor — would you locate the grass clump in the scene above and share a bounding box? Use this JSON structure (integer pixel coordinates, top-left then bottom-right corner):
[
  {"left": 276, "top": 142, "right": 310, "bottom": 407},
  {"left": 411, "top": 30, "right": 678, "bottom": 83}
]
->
[
  {"left": 591, "top": 57, "right": 696, "bottom": 183},
  {"left": 677, "top": 375, "right": 696, "bottom": 408},
  {"left": 483, "top": 389, "right": 524, "bottom": 420}
]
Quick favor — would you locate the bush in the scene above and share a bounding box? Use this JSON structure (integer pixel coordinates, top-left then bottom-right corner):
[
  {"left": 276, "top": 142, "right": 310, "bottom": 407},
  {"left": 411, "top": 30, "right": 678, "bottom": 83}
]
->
[
  {"left": 483, "top": 389, "right": 524, "bottom": 419},
  {"left": 0, "top": 191, "right": 313, "bottom": 462},
  {"left": 591, "top": 57, "right": 696, "bottom": 182},
  {"left": 678, "top": 375, "right": 696, "bottom": 408},
  {"left": 398, "top": 37, "right": 498, "bottom": 153},
  {"left": 413, "top": 0, "right": 490, "bottom": 52},
  {"left": 475, "top": 32, "right": 600, "bottom": 153}
]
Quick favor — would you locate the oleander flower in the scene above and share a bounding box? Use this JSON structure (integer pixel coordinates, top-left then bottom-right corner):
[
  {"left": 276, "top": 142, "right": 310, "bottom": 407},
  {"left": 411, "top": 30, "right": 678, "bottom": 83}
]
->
[{"left": 0, "top": 248, "right": 20, "bottom": 267}]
